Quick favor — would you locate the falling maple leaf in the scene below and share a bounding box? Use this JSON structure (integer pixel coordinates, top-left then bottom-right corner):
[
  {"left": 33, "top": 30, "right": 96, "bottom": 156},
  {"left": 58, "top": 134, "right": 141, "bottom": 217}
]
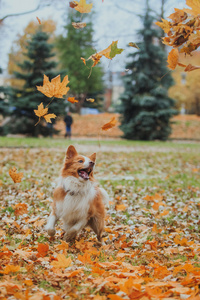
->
[
  {"left": 69, "top": 1, "right": 78, "bottom": 8},
  {"left": 9, "top": 167, "right": 23, "bottom": 183},
  {"left": 34, "top": 103, "right": 56, "bottom": 125},
  {"left": 110, "top": 41, "right": 124, "bottom": 59},
  {"left": 183, "top": 0, "right": 200, "bottom": 16},
  {"left": 72, "top": 22, "right": 87, "bottom": 29},
  {"left": 128, "top": 42, "right": 140, "bottom": 49},
  {"left": 184, "top": 63, "right": 200, "bottom": 71},
  {"left": 37, "top": 74, "right": 70, "bottom": 98},
  {"left": 51, "top": 254, "right": 72, "bottom": 268},
  {"left": 82, "top": 41, "right": 123, "bottom": 69},
  {"left": 67, "top": 97, "right": 79, "bottom": 103},
  {"left": 34, "top": 102, "right": 48, "bottom": 118},
  {"left": 102, "top": 117, "right": 117, "bottom": 131},
  {"left": 44, "top": 113, "right": 56, "bottom": 123},
  {"left": 36, "top": 17, "right": 41, "bottom": 24},
  {"left": 167, "top": 48, "right": 179, "bottom": 70},
  {"left": 86, "top": 98, "right": 95, "bottom": 102},
  {"left": 74, "top": 0, "right": 93, "bottom": 13}
]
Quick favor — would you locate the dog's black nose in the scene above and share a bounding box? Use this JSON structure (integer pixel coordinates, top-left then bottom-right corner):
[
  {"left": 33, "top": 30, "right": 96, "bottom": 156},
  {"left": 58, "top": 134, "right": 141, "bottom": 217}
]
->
[{"left": 89, "top": 161, "right": 95, "bottom": 167}]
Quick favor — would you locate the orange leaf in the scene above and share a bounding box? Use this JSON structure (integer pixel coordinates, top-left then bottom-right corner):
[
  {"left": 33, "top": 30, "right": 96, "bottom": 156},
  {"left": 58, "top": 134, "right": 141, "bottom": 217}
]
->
[
  {"left": 183, "top": 0, "right": 200, "bottom": 16},
  {"left": 167, "top": 48, "right": 179, "bottom": 70},
  {"left": 34, "top": 102, "right": 48, "bottom": 118},
  {"left": 23, "top": 279, "right": 33, "bottom": 286},
  {"left": 115, "top": 204, "right": 127, "bottom": 211},
  {"left": 14, "top": 203, "right": 28, "bottom": 216},
  {"left": 74, "top": 0, "right": 93, "bottom": 13},
  {"left": 101, "top": 117, "right": 117, "bottom": 131},
  {"left": 67, "top": 97, "right": 79, "bottom": 103},
  {"left": 160, "top": 210, "right": 169, "bottom": 216},
  {"left": 36, "top": 17, "right": 41, "bottom": 24},
  {"left": 9, "top": 167, "right": 23, "bottom": 183},
  {"left": 44, "top": 113, "right": 56, "bottom": 123},
  {"left": 0, "top": 265, "right": 20, "bottom": 274},
  {"left": 108, "top": 295, "right": 124, "bottom": 300},
  {"left": 81, "top": 57, "right": 86, "bottom": 65},
  {"left": 51, "top": 254, "right": 72, "bottom": 268},
  {"left": 37, "top": 243, "right": 49, "bottom": 257},
  {"left": 37, "top": 74, "right": 70, "bottom": 98},
  {"left": 143, "top": 195, "right": 154, "bottom": 201},
  {"left": 77, "top": 252, "right": 93, "bottom": 264},
  {"left": 184, "top": 63, "right": 200, "bottom": 72}
]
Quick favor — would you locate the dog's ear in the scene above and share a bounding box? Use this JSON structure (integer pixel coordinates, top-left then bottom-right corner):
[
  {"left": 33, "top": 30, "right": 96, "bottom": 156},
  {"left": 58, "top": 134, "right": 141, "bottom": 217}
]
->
[
  {"left": 66, "top": 145, "right": 78, "bottom": 159},
  {"left": 89, "top": 153, "right": 96, "bottom": 163}
]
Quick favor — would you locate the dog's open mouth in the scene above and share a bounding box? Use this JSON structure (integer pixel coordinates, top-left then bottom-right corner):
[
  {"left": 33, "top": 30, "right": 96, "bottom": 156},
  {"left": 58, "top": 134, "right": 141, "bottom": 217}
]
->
[{"left": 78, "top": 168, "right": 92, "bottom": 180}]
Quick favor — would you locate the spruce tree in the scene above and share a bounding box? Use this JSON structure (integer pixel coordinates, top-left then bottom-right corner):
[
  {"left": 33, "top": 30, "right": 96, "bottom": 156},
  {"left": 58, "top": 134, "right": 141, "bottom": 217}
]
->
[
  {"left": 119, "top": 9, "right": 177, "bottom": 141},
  {"left": 56, "top": 11, "right": 104, "bottom": 112},
  {"left": 5, "top": 27, "right": 65, "bottom": 136}
]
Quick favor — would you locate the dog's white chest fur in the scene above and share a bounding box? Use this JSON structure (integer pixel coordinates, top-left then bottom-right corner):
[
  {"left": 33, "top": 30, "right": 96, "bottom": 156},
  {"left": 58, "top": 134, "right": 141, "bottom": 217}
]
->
[{"left": 56, "top": 176, "right": 97, "bottom": 228}]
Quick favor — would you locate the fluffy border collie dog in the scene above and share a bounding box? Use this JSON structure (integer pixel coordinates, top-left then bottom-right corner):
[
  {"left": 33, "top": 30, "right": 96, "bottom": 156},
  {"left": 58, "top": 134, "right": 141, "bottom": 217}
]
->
[{"left": 46, "top": 145, "right": 109, "bottom": 242}]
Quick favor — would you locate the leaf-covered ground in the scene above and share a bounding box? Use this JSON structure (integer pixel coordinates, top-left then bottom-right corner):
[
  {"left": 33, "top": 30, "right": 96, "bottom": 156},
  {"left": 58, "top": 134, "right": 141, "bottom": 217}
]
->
[
  {"left": 54, "top": 113, "right": 200, "bottom": 140},
  {"left": 1, "top": 142, "right": 200, "bottom": 300}
]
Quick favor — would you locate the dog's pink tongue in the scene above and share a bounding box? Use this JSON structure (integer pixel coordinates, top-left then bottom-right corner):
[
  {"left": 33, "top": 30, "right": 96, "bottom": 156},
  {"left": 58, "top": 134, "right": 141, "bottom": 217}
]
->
[{"left": 79, "top": 170, "right": 89, "bottom": 180}]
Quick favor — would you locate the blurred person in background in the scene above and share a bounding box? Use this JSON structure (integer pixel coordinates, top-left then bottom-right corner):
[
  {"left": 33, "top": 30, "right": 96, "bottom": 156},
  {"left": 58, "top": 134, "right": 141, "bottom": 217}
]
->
[{"left": 64, "top": 111, "right": 73, "bottom": 139}]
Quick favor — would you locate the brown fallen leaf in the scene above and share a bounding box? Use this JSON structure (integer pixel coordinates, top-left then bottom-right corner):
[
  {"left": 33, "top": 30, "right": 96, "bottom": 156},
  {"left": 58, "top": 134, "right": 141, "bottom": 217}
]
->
[
  {"left": 51, "top": 254, "right": 72, "bottom": 268},
  {"left": 9, "top": 167, "right": 23, "bottom": 183}
]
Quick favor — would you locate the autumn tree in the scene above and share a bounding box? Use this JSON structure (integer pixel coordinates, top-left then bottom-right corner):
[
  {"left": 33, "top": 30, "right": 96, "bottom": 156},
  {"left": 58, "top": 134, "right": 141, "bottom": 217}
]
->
[
  {"left": 56, "top": 10, "right": 104, "bottom": 113},
  {"left": 4, "top": 26, "right": 65, "bottom": 136},
  {"left": 7, "top": 19, "right": 57, "bottom": 89},
  {"left": 119, "top": 8, "right": 177, "bottom": 141}
]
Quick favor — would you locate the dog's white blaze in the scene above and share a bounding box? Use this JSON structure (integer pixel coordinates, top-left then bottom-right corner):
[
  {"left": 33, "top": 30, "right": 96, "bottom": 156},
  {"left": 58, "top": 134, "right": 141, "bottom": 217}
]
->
[
  {"left": 55, "top": 176, "right": 97, "bottom": 231},
  {"left": 82, "top": 155, "right": 91, "bottom": 168}
]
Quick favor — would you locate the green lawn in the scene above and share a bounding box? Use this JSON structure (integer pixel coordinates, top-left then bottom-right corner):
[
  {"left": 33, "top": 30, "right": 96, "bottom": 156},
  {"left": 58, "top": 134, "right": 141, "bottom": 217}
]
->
[{"left": 1, "top": 136, "right": 200, "bottom": 149}]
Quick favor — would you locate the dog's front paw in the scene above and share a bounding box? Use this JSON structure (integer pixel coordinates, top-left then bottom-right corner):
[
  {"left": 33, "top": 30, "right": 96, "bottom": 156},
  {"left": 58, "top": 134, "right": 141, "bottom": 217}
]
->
[
  {"left": 63, "top": 230, "right": 77, "bottom": 242},
  {"left": 47, "top": 229, "right": 56, "bottom": 236}
]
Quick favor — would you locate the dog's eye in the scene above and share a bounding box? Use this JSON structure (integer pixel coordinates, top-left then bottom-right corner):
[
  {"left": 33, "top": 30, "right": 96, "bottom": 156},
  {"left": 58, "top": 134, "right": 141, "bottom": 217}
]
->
[{"left": 78, "top": 160, "right": 83, "bottom": 163}]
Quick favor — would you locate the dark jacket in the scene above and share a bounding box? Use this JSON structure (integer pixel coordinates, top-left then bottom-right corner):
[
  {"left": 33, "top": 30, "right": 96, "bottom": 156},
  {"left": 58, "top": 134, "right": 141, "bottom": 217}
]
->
[{"left": 64, "top": 115, "right": 73, "bottom": 126}]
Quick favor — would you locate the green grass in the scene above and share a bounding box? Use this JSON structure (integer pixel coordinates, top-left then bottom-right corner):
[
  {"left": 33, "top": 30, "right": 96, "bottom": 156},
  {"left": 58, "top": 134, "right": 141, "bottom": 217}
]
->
[{"left": 1, "top": 136, "right": 200, "bottom": 149}]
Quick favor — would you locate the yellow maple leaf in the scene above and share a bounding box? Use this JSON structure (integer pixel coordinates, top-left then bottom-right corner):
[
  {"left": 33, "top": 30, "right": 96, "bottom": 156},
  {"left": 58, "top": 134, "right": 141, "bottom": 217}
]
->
[
  {"left": 183, "top": 0, "right": 200, "bottom": 16},
  {"left": 9, "top": 167, "right": 23, "bottom": 183},
  {"left": 51, "top": 254, "right": 72, "bottom": 268},
  {"left": 86, "top": 98, "right": 95, "bottom": 102},
  {"left": 0, "top": 265, "right": 20, "bottom": 274},
  {"left": 37, "top": 74, "right": 70, "bottom": 98},
  {"left": 74, "top": 0, "right": 93, "bottom": 13},
  {"left": 101, "top": 117, "right": 117, "bottom": 131},
  {"left": 167, "top": 48, "right": 179, "bottom": 70},
  {"left": 34, "top": 102, "right": 48, "bottom": 117},
  {"left": 44, "top": 113, "right": 56, "bottom": 123}
]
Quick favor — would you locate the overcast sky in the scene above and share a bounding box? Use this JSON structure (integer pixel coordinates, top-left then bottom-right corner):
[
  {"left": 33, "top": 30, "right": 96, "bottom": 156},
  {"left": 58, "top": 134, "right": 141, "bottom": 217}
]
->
[{"left": 0, "top": 0, "right": 185, "bottom": 72}]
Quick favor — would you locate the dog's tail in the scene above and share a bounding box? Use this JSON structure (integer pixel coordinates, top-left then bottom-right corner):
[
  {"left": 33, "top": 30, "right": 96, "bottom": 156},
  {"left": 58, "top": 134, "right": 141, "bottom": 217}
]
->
[{"left": 99, "top": 187, "right": 109, "bottom": 208}]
